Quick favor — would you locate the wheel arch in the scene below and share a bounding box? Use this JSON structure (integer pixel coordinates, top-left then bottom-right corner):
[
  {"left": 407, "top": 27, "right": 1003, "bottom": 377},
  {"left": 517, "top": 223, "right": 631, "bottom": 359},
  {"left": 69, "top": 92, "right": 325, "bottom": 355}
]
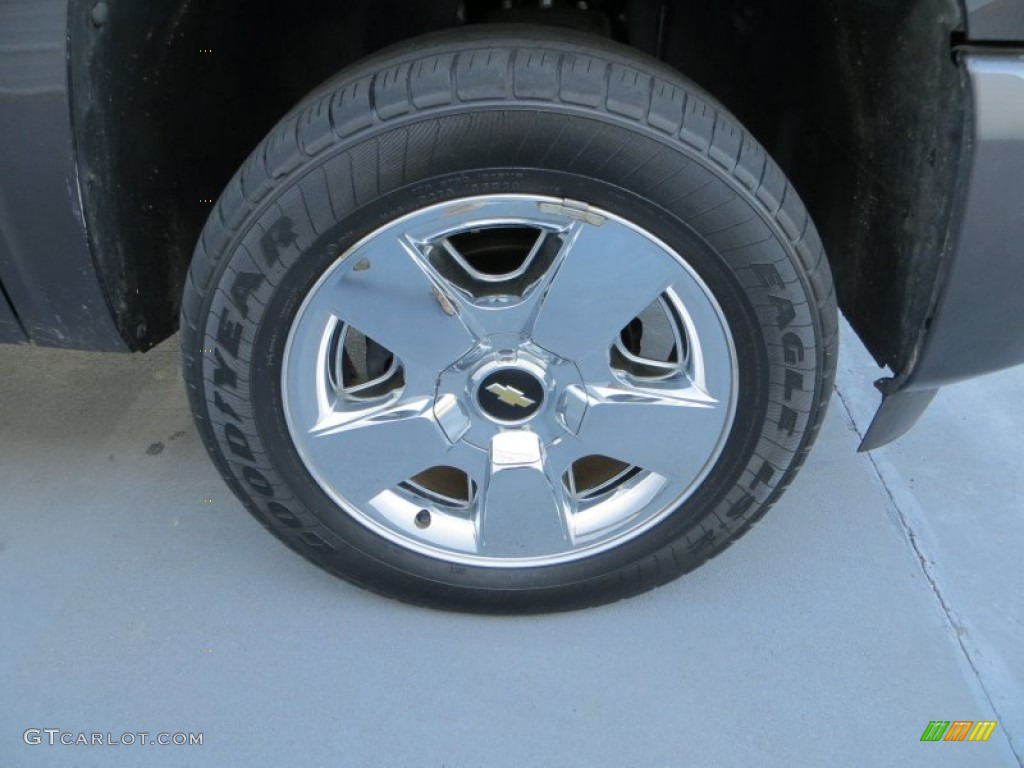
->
[
  {"left": 69, "top": 0, "right": 970, "bottom": 383},
  {"left": 67, "top": 0, "right": 462, "bottom": 351}
]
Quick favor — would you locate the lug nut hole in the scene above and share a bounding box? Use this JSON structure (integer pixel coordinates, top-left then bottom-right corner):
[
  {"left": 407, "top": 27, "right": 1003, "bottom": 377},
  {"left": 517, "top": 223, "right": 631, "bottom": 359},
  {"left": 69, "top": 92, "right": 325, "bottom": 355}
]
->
[{"left": 415, "top": 509, "right": 432, "bottom": 529}]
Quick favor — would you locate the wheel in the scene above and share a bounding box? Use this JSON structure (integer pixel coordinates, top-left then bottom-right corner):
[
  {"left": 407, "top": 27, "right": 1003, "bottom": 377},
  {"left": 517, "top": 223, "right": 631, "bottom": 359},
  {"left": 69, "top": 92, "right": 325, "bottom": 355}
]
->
[{"left": 181, "top": 25, "right": 837, "bottom": 612}]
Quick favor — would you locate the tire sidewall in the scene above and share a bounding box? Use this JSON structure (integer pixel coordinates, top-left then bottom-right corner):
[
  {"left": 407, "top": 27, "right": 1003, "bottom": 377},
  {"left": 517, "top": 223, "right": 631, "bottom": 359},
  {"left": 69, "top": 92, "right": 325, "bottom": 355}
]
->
[{"left": 196, "top": 108, "right": 820, "bottom": 598}]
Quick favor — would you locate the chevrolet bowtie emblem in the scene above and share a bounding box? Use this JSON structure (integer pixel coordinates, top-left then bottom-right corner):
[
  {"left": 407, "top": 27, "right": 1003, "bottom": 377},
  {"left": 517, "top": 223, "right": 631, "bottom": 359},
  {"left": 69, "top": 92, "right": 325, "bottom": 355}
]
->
[{"left": 485, "top": 383, "right": 536, "bottom": 408}]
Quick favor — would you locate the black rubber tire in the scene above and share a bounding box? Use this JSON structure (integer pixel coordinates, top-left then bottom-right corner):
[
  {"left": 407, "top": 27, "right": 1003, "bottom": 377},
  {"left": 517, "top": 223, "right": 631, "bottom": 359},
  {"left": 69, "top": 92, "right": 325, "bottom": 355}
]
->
[{"left": 180, "top": 25, "right": 838, "bottom": 613}]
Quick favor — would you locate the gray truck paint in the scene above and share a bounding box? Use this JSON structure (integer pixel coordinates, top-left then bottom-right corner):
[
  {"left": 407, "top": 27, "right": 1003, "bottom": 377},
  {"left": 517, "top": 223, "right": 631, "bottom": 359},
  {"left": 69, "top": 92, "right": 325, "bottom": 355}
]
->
[
  {"left": 861, "top": 52, "right": 1024, "bottom": 448},
  {"left": 966, "top": 0, "right": 1024, "bottom": 40},
  {"left": 0, "top": 0, "right": 125, "bottom": 351}
]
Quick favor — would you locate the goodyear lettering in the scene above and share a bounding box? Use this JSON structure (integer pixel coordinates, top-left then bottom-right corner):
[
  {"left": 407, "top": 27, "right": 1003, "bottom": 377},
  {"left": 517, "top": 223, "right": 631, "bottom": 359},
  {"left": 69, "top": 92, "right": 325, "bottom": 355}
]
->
[
  {"left": 782, "top": 332, "right": 804, "bottom": 364},
  {"left": 260, "top": 216, "right": 297, "bottom": 267},
  {"left": 229, "top": 271, "right": 263, "bottom": 319},
  {"left": 213, "top": 389, "right": 240, "bottom": 421},
  {"left": 299, "top": 531, "right": 330, "bottom": 548},
  {"left": 224, "top": 422, "right": 255, "bottom": 461},
  {"left": 768, "top": 295, "right": 796, "bottom": 329},
  {"left": 268, "top": 501, "right": 303, "bottom": 529},
  {"left": 784, "top": 369, "right": 804, "bottom": 401},
  {"left": 726, "top": 490, "right": 756, "bottom": 519},
  {"left": 777, "top": 405, "right": 799, "bottom": 436},
  {"left": 687, "top": 528, "right": 715, "bottom": 555},
  {"left": 751, "top": 459, "right": 774, "bottom": 488},
  {"left": 751, "top": 262, "right": 784, "bottom": 290},
  {"left": 242, "top": 465, "right": 273, "bottom": 496},
  {"left": 205, "top": 215, "right": 332, "bottom": 552},
  {"left": 212, "top": 348, "right": 237, "bottom": 389},
  {"left": 216, "top": 307, "right": 243, "bottom": 358}
]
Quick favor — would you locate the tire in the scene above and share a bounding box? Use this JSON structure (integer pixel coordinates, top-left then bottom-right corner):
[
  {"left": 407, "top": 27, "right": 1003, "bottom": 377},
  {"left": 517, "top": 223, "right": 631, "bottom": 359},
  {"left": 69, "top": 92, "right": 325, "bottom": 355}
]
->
[{"left": 180, "top": 24, "right": 838, "bottom": 613}]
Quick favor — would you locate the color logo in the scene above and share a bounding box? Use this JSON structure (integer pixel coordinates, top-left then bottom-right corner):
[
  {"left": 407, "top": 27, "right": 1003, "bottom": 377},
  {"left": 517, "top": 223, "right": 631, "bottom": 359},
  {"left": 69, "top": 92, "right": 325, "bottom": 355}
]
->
[{"left": 920, "top": 721, "right": 997, "bottom": 742}]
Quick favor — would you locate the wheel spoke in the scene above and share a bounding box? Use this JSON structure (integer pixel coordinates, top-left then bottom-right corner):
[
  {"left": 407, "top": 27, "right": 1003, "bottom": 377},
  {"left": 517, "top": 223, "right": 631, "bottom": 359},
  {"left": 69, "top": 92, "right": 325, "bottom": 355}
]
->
[
  {"left": 303, "top": 397, "right": 453, "bottom": 506},
  {"left": 573, "top": 383, "right": 727, "bottom": 481},
  {"left": 531, "top": 220, "right": 679, "bottom": 361},
  {"left": 476, "top": 431, "right": 573, "bottom": 556},
  {"left": 327, "top": 237, "right": 477, "bottom": 371}
]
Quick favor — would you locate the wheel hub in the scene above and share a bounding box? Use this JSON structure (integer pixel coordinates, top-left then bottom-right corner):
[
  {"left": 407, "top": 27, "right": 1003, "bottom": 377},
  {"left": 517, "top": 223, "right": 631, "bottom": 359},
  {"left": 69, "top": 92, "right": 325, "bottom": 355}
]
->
[{"left": 435, "top": 336, "right": 585, "bottom": 450}]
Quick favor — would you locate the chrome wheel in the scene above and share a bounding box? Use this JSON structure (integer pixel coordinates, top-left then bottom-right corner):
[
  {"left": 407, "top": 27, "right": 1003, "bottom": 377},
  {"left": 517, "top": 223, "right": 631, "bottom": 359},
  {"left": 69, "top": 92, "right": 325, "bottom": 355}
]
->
[{"left": 282, "top": 194, "right": 737, "bottom": 567}]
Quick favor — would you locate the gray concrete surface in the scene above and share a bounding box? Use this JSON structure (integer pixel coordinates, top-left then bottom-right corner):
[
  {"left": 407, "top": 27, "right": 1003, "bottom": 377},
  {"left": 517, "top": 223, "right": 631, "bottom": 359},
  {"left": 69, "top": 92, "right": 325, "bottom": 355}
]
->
[{"left": 0, "top": 318, "right": 1020, "bottom": 767}]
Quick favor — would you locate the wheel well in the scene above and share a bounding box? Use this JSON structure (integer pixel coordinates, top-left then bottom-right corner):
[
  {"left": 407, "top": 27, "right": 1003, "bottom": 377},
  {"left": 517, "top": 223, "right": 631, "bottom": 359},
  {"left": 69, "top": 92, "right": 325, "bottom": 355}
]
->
[{"left": 70, "top": 0, "right": 968, "bottom": 376}]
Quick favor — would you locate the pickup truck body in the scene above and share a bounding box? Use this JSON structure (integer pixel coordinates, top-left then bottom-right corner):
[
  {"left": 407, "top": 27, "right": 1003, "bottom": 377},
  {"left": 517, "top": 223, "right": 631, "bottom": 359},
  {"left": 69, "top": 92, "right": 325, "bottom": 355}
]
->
[{"left": 2, "top": 0, "right": 1023, "bottom": 448}]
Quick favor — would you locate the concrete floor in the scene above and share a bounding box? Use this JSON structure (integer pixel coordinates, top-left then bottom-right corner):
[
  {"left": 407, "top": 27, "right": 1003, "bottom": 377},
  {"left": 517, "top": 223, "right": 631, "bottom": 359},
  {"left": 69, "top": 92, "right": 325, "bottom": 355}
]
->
[{"left": 0, "top": 319, "right": 1020, "bottom": 767}]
